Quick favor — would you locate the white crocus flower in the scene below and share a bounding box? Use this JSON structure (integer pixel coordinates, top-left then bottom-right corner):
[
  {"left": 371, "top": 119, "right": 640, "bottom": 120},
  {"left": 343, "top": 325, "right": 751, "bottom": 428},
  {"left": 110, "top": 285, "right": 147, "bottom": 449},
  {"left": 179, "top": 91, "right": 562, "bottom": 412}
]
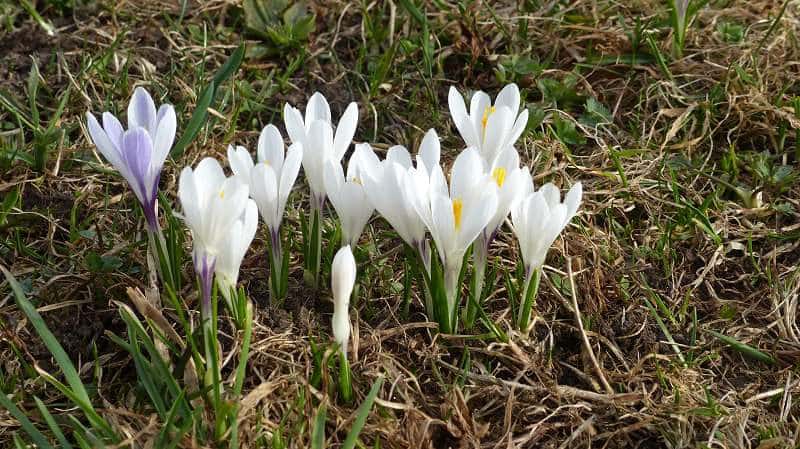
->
[
  {"left": 448, "top": 83, "right": 528, "bottom": 166},
  {"left": 324, "top": 144, "right": 376, "bottom": 248},
  {"left": 283, "top": 92, "right": 358, "bottom": 209},
  {"left": 245, "top": 126, "right": 304, "bottom": 235},
  {"left": 331, "top": 245, "right": 356, "bottom": 359},
  {"left": 483, "top": 146, "right": 528, "bottom": 239},
  {"left": 215, "top": 200, "right": 258, "bottom": 301},
  {"left": 361, "top": 129, "right": 441, "bottom": 272},
  {"left": 407, "top": 147, "right": 498, "bottom": 330},
  {"left": 178, "top": 157, "right": 250, "bottom": 317},
  {"left": 511, "top": 182, "right": 582, "bottom": 273}
]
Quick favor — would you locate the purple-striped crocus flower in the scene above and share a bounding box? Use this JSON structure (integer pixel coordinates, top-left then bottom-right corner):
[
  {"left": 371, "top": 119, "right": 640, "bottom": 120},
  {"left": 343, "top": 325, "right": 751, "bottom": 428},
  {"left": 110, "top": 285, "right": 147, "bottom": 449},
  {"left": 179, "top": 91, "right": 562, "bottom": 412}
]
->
[{"left": 86, "top": 87, "right": 177, "bottom": 231}]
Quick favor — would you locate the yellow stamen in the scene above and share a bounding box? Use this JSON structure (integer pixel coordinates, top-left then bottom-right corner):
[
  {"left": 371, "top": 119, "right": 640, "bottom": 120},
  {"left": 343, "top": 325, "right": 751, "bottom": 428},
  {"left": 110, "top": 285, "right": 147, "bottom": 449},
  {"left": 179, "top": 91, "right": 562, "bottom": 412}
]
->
[
  {"left": 481, "top": 105, "right": 496, "bottom": 130},
  {"left": 452, "top": 198, "right": 463, "bottom": 231},
  {"left": 219, "top": 189, "right": 225, "bottom": 199},
  {"left": 492, "top": 167, "right": 507, "bottom": 187},
  {"left": 350, "top": 176, "right": 362, "bottom": 186}
]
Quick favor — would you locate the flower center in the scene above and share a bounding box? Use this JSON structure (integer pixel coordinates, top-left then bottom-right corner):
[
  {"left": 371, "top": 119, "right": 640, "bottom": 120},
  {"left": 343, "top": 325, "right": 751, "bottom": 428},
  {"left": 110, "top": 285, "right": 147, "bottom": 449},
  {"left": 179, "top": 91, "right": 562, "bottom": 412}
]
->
[
  {"left": 492, "top": 167, "right": 507, "bottom": 187},
  {"left": 452, "top": 198, "right": 463, "bottom": 231},
  {"left": 350, "top": 176, "right": 362, "bottom": 186}
]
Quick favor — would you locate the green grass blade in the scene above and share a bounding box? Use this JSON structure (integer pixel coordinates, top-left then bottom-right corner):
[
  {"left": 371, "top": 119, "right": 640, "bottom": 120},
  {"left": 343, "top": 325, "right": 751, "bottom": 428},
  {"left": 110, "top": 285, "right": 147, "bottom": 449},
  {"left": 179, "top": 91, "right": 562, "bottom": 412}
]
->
[
  {"left": 342, "top": 376, "right": 384, "bottom": 449},
  {"left": 0, "top": 392, "right": 53, "bottom": 449},
  {"left": 170, "top": 80, "right": 215, "bottom": 158},
  {"left": 34, "top": 397, "right": 72, "bottom": 449},
  {"left": 708, "top": 330, "right": 776, "bottom": 364},
  {"left": 1, "top": 267, "right": 92, "bottom": 405},
  {"left": 212, "top": 43, "right": 245, "bottom": 88},
  {"left": 311, "top": 402, "right": 327, "bottom": 449}
]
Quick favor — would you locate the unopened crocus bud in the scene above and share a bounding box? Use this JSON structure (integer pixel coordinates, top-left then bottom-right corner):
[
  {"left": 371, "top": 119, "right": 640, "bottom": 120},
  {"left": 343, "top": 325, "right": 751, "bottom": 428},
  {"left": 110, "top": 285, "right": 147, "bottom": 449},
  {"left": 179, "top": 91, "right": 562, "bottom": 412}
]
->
[{"left": 331, "top": 245, "right": 356, "bottom": 357}]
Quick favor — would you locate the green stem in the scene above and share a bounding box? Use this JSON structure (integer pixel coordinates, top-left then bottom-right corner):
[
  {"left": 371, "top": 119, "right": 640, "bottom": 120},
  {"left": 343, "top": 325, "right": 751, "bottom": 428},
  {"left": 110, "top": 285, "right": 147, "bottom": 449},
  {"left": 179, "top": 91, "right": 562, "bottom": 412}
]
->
[
  {"left": 465, "top": 237, "right": 488, "bottom": 329},
  {"left": 517, "top": 267, "right": 541, "bottom": 332},
  {"left": 338, "top": 348, "right": 352, "bottom": 404}
]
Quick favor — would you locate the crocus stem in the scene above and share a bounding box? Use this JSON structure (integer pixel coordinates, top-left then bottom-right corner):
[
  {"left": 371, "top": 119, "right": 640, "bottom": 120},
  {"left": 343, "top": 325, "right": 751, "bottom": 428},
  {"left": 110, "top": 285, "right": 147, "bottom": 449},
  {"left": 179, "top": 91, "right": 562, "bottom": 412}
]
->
[
  {"left": 305, "top": 198, "right": 323, "bottom": 289},
  {"left": 414, "top": 240, "right": 434, "bottom": 318},
  {"left": 517, "top": 266, "right": 541, "bottom": 332},
  {"left": 442, "top": 262, "right": 461, "bottom": 334},
  {"left": 465, "top": 234, "right": 489, "bottom": 329},
  {"left": 268, "top": 226, "right": 283, "bottom": 302},
  {"left": 338, "top": 348, "right": 352, "bottom": 404}
]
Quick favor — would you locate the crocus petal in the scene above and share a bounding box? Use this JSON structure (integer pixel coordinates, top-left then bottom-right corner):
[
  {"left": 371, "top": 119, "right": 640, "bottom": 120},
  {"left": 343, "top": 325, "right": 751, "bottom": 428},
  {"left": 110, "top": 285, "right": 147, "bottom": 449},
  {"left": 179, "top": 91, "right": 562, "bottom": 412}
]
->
[
  {"left": 539, "top": 183, "right": 561, "bottom": 208},
  {"left": 564, "top": 182, "right": 582, "bottom": 224},
  {"left": 387, "top": 145, "right": 412, "bottom": 169},
  {"left": 495, "top": 83, "right": 520, "bottom": 119},
  {"left": 333, "top": 102, "right": 358, "bottom": 161},
  {"left": 152, "top": 104, "right": 177, "bottom": 164},
  {"left": 277, "top": 142, "right": 303, "bottom": 222},
  {"left": 257, "top": 124, "right": 285, "bottom": 170},
  {"left": 417, "top": 129, "right": 441, "bottom": 173},
  {"left": 469, "top": 91, "right": 491, "bottom": 135},
  {"left": 87, "top": 113, "right": 125, "bottom": 173},
  {"left": 505, "top": 109, "right": 529, "bottom": 149},
  {"left": 227, "top": 145, "right": 254, "bottom": 182},
  {"left": 449, "top": 147, "right": 484, "bottom": 200},
  {"left": 127, "top": 87, "right": 157, "bottom": 133},
  {"left": 283, "top": 104, "right": 306, "bottom": 144},
  {"left": 482, "top": 106, "right": 513, "bottom": 164},
  {"left": 251, "top": 163, "right": 279, "bottom": 228},
  {"left": 306, "top": 92, "right": 332, "bottom": 125},
  {"left": 448, "top": 87, "right": 480, "bottom": 149},
  {"left": 120, "top": 128, "right": 154, "bottom": 202},
  {"left": 102, "top": 112, "right": 125, "bottom": 151}
]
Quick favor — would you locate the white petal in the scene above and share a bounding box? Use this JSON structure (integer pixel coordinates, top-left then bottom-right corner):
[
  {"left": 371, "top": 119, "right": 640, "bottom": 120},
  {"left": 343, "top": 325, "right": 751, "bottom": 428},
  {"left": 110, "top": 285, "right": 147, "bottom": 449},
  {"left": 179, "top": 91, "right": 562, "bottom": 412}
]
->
[
  {"left": 417, "top": 128, "right": 440, "bottom": 172},
  {"left": 469, "top": 91, "right": 491, "bottom": 135},
  {"left": 458, "top": 188, "right": 497, "bottom": 254},
  {"left": 306, "top": 92, "right": 332, "bottom": 125},
  {"left": 482, "top": 106, "right": 513, "bottom": 164},
  {"left": 564, "top": 182, "right": 582, "bottom": 224},
  {"left": 152, "top": 104, "right": 176, "bottom": 164},
  {"left": 539, "top": 183, "right": 560, "bottom": 209},
  {"left": 304, "top": 120, "right": 334, "bottom": 196},
  {"left": 257, "top": 124, "right": 285, "bottom": 170},
  {"left": 251, "top": 163, "right": 279, "bottom": 228},
  {"left": 333, "top": 102, "right": 359, "bottom": 161},
  {"left": 227, "top": 145, "right": 254, "bottom": 183},
  {"left": 448, "top": 87, "right": 479, "bottom": 148},
  {"left": 505, "top": 109, "right": 529, "bottom": 149},
  {"left": 450, "top": 147, "right": 484, "bottom": 200},
  {"left": 283, "top": 104, "right": 306, "bottom": 144},
  {"left": 429, "top": 194, "right": 455, "bottom": 264},
  {"left": 102, "top": 112, "right": 124, "bottom": 150},
  {"left": 387, "top": 145, "right": 412, "bottom": 169},
  {"left": 277, "top": 142, "right": 303, "bottom": 222},
  {"left": 87, "top": 113, "right": 124, "bottom": 172},
  {"left": 495, "top": 83, "right": 520, "bottom": 119}
]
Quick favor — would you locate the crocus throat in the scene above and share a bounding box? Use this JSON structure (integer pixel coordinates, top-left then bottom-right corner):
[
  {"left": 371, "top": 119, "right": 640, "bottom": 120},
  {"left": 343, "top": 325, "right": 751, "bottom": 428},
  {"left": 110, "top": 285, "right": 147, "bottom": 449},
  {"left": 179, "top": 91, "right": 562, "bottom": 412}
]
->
[
  {"left": 452, "top": 198, "right": 463, "bottom": 231},
  {"left": 492, "top": 167, "right": 506, "bottom": 187},
  {"left": 481, "top": 105, "right": 496, "bottom": 131},
  {"left": 349, "top": 176, "right": 362, "bottom": 186}
]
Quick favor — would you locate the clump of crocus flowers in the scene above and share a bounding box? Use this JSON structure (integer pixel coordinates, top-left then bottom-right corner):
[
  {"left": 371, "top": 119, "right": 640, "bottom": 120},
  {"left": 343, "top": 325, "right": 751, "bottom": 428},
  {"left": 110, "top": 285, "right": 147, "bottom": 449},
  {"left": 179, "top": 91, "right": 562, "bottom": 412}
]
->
[{"left": 87, "top": 83, "right": 582, "bottom": 402}]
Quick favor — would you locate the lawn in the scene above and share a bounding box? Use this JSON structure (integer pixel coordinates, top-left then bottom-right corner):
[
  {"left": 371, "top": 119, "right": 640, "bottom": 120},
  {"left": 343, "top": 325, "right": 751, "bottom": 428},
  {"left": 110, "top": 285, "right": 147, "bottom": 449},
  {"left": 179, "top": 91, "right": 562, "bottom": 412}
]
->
[{"left": 1, "top": 0, "right": 799, "bottom": 448}]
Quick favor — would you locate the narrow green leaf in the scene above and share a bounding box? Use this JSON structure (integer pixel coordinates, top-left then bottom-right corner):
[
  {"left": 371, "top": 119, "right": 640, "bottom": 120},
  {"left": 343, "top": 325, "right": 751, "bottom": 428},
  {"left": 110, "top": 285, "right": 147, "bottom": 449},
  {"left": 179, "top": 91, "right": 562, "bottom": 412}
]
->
[
  {"left": 170, "top": 80, "right": 215, "bottom": 158},
  {"left": 212, "top": 43, "right": 246, "bottom": 88},
  {"left": 1, "top": 267, "right": 91, "bottom": 405},
  {"left": 34, "top": 397, "right": 72, "bottom": 449},
  {"left": 311, "top": 402, "right": 327, "bottom": 449},
  {"left": 0, "top": 392, "right": 53, "bottom": 449},
  {"left": 342, "top": 377, "right": 384, "bottom": 449},
  {"left": 708, "top": 330, "right": 776, "bottom": 364}
]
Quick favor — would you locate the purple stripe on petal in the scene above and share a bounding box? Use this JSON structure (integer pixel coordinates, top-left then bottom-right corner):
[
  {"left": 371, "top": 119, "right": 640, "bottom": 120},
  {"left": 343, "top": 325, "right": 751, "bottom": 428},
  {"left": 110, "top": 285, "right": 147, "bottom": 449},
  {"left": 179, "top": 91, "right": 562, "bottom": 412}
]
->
[
  {"left": 193, "top": 252, "right": 216, "bottom": 320},
  {"left": 121, "top": 127, "right": 154, "bottom": 206}
]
